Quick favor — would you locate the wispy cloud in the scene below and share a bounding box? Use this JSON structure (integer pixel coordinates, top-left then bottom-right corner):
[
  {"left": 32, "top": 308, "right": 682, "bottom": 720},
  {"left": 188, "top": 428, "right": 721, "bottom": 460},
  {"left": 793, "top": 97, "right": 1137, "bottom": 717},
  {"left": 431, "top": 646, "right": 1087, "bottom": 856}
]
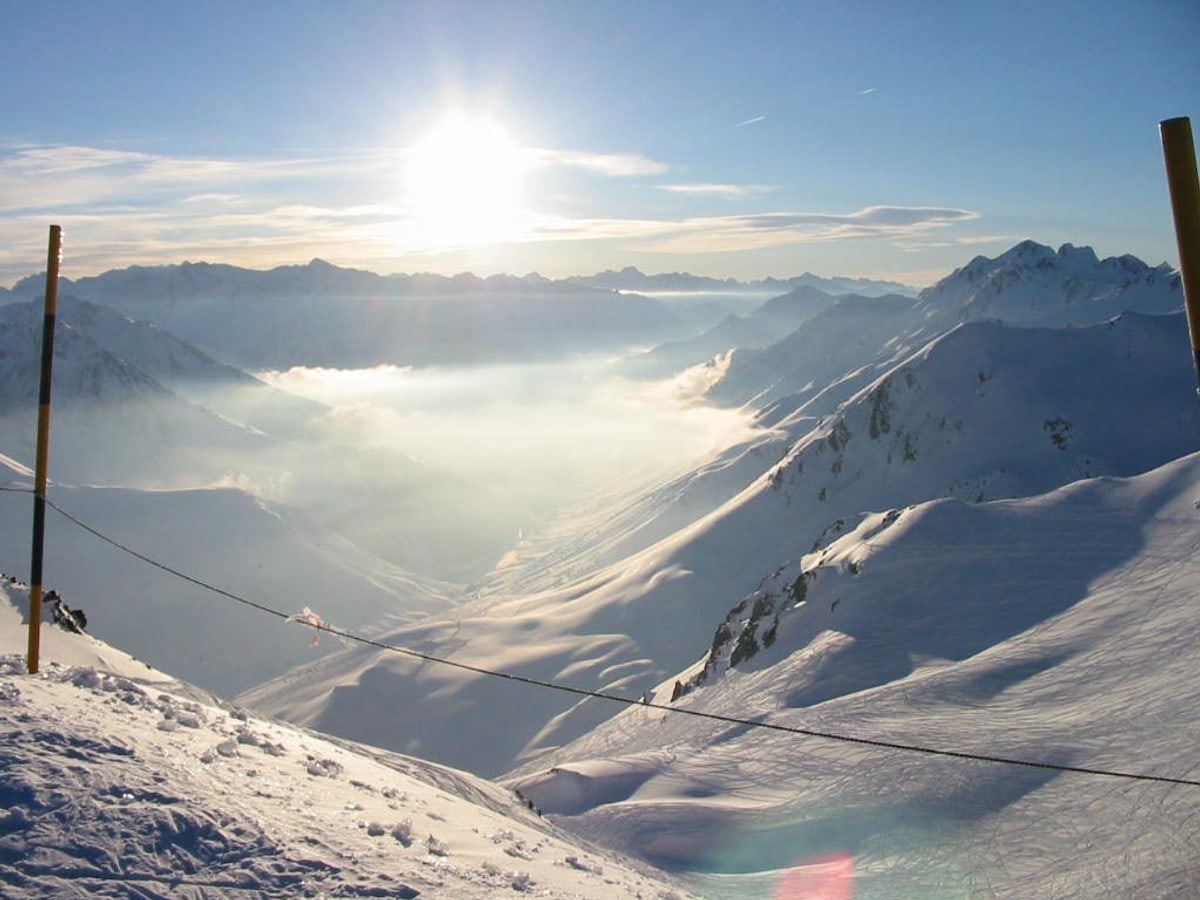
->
[
  {"left": 657, "top": 183, "right": 768, "bottom": 197},
  {"left": 534, "top": 149, "right": 669, "bottom": 177},
  {"left": 526, "top": 205, "right": 981, "bottom": 254},
  {"left": 676, "top": 206, "right": 979, "bottom": 252},
  {"left": 0, "top": 144, "right": 381, "bottom": 212},
  {"left": 4, "top": 145, "right": 155, "bottom": 174},
  {"left": 736, "top": 115, "right": 766, "bottom": 127},
  {"left": 893, "top": 233, "right": 1020, "bottom": 252},
  {"left": 859, "top": 87, "right": 877, "bottom": 95}
]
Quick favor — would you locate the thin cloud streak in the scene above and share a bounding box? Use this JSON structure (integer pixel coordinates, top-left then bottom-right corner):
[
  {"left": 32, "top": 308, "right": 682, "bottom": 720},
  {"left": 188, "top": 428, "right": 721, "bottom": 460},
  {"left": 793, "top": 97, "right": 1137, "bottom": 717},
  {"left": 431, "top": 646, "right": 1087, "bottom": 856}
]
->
[
  {"left": 736, "top": 115, "right": 766, "bottom": 127},
  {"left": 643, "top": 207, "right": 980, "bottom": 254},
  {"left": 658, "top": 183, "right": 764, "bottom": 197},
  {"left": 534, "top": 148, "right": 670, "bottom": 177},
  {"left": 524, "top": 205, "right": 980, "bottom": 251},
  {"left": 893, "top": 233, "right": 1022, "bottom": 252},
  {"left": 0, "top": 144, "right": 389, "bottom": 212}
]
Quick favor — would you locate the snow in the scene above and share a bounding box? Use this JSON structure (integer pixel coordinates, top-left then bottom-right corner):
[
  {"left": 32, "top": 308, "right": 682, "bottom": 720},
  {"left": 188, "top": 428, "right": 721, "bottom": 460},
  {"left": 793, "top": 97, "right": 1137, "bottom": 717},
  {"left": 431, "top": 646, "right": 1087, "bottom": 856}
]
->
[
  {"left": 509, "top": 453, "right": 1200, "bottom": 897},
  {"left": 0, "top": 585, "right": 693, "bottom": 898}
]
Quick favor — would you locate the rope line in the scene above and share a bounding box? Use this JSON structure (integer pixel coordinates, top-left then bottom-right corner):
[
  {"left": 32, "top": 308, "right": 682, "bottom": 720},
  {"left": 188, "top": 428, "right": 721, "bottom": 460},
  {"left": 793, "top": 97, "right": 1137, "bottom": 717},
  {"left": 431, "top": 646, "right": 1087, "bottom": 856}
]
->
[
  {"left": 4, "top": 489, "right": 1196, "bottom": 788},
  {"left": 42, "top": 496, "right": 291, "bottom": 625}
]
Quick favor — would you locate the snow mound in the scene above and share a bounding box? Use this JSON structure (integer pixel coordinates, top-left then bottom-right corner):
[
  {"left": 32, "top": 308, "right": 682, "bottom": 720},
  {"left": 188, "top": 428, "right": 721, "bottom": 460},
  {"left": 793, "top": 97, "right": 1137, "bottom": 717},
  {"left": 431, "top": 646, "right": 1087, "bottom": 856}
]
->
[{"left": 0, "top": 585, "right": 692, "bottom": 898}]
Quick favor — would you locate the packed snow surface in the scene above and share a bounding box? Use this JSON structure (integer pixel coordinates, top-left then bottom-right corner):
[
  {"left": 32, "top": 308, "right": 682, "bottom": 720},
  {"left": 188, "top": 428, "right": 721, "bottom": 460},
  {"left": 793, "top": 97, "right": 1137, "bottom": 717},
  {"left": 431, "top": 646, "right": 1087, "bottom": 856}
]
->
[
  {"left": 511, "top": 452, "right": 1200, "bottom": 898},
  {"left": 0, "top": 587, "right": 692, "bottom": 898}
]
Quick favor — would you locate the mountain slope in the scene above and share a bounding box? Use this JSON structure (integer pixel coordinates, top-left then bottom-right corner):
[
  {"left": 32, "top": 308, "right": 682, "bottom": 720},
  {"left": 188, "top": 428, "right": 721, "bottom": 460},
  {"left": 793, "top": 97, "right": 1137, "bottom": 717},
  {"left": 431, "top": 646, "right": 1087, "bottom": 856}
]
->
[
  {"left": 242, "top": 308, "right": 1200, "bottom": 777},
  {"left": 706, "top": 292, "right": 920, "bottom": 409},
  {"left": 0, "top": 586, "right": 692, "bottom": 899},
  {"left": 0, "top": 299, "right": 281, "bottom": 487},
  {"left": 0, "top": 454, "right": 451, "bottom": 697},
  {"left": 618, "top": 284, "right": 841, "bottom": 380},
  {"left": 507, "top": 451, "right": 1200, "bottom": 897},
  {"left": 706, "top": 242, "right": 1181, "bottom": 413},
  {"left": 50, "top": 295, "right": 327, "bottom": 436}
]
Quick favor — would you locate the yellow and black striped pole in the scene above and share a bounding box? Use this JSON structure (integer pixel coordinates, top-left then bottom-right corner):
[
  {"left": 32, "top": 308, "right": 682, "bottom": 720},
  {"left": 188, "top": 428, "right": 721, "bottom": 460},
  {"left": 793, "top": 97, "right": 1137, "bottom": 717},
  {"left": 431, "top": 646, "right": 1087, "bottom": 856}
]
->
[
  {"left": 27, "top": 225, "right": 63, "bottom": 674},
  {"left": 1161, "top": 117, "right": 1200, "bottom": 390}
]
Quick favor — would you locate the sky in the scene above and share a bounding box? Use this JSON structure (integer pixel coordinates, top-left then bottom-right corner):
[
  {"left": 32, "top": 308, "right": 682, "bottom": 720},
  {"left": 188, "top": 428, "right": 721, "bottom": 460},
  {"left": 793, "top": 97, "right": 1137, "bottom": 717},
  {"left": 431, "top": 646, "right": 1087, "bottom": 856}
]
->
[{"left": 1, "top": 0, "right": 1197, "bottom": 287}]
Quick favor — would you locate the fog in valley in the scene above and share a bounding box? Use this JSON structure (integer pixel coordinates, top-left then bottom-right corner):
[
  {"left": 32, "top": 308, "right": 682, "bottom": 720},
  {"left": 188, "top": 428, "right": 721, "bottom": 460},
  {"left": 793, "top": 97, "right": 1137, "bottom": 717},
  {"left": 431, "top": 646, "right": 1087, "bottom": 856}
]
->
[
  {"left": 0, "top": 278, "right": 766, "bottom": 587},
  {"left": 254, "top": 356, "right": 758, "bottom": 582}
]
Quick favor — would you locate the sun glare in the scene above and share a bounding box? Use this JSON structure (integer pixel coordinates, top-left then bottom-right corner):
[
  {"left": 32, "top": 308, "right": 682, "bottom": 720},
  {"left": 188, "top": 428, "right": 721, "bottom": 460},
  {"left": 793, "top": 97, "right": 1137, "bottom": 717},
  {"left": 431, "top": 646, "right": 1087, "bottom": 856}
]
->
[{"left": 402, "top": 115, "right": 531, "bottom": 249}]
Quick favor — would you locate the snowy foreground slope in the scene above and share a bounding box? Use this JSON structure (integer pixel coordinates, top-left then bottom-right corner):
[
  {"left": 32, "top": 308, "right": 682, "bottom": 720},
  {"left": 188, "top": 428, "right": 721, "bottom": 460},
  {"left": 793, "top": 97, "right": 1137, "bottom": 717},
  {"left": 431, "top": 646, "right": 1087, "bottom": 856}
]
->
[
  {"left": 0, "top": 587, "right": 692, "bottom": 899},
  {"left": 509, "top": 452, "right": 1200, "bottom": 898}
]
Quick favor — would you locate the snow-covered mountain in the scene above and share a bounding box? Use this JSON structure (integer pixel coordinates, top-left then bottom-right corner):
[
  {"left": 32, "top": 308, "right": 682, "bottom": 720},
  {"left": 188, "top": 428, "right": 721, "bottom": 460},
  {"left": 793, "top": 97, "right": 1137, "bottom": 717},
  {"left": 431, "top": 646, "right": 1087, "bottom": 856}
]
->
[
  {"left": 568, "top": 265, "right": 915, "bottom": 298},
  {"left": 917, "top": 239, "right": 1181, "bottom": 327},
  {"left": 0, "top": 299, "right": 282, "bottom": 487},
  {"left": 48, "top": 295, "right": 327, "bottom": 437},
  {"left": 242, "top": 303, "right": 1200, "bottom": 778},
  {"left": 706, "top": 241, "right": 1182, "bottom": 411},
  {"left": 705, "top": 291, "right": 919, "bottom": 410},
  {"left": 0, "top": 586, "right": 691, "bottom": 899},
  {"left": 618, "top": 284, "right": 843, "bottom": 380},
  {"left": 3, "top": 238, "right": 1197, "bottom": 895},
  {"left": 0, "top": 454, "right": 450, "bottom": 696},
  {"left": 3, "top": 259, "right": 682, "bottom": 370},
  {"left": 507, "top": 451, "right": 1200, "bottom": 897}
]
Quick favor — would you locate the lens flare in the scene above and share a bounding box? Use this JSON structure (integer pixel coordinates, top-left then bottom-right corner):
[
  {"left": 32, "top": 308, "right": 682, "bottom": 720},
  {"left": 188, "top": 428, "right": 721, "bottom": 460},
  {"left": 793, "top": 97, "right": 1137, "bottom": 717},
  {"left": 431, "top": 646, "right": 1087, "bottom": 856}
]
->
[{"left": 773, "top": 852, "right": 855, "bottom": 900}]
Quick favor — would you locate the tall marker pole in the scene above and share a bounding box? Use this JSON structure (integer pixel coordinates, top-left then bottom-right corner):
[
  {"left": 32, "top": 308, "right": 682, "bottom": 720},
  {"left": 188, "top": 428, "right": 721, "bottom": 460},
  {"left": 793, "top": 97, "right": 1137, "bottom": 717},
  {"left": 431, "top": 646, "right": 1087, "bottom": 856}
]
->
[
  {"left": 1160, "top": 117, "right": 1200, "bottom": 390},
  {"left": 27, "top": 225, "right": 63, "bottom": 675}
]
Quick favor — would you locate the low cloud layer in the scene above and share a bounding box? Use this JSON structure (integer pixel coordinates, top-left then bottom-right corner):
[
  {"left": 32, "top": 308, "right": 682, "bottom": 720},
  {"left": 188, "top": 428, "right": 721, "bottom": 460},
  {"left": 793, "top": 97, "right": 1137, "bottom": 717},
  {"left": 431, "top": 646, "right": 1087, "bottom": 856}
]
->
[{"left": 260, "top": 359, "right": 756, "bottom": 498}]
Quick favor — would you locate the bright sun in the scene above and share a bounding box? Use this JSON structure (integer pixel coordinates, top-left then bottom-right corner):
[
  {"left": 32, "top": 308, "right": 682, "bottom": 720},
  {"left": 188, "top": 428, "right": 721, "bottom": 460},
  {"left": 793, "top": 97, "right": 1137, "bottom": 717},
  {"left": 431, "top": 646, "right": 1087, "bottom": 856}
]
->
[{"left": 403, "top": 115, "right": 531, "bottom": 249}]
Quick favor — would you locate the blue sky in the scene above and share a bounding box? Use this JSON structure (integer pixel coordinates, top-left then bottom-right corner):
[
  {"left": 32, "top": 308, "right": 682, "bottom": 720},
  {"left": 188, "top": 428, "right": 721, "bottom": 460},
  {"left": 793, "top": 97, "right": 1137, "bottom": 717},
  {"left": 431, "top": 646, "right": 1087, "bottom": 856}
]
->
[{"left": 1, "top": 0, "right": 1196, "bottom": 286}]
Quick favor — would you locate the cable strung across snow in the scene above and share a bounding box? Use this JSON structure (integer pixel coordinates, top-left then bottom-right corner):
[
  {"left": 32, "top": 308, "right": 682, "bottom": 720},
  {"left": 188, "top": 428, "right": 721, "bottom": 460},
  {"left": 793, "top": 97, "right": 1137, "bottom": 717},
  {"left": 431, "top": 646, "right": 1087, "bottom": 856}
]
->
[{"left": 10, "top": 488, "right": 1198, "bottom": 789}]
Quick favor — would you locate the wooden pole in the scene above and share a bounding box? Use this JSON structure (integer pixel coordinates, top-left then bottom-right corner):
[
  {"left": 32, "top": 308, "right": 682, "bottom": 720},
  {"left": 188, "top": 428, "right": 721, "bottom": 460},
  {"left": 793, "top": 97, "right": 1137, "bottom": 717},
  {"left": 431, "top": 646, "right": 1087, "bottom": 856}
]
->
[
  {"left": 1160, "top": 117, "right": 1200, "bottom": 388},
  {"left": 27, "top": 225, "right": 63, "bottom": 674}
]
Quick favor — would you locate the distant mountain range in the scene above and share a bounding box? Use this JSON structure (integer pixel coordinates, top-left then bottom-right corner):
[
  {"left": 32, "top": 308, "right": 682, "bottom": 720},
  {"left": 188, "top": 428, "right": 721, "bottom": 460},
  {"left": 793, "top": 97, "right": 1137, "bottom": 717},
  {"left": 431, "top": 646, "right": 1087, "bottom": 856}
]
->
[
  {"left": 565, "top": 265, "right": 916, "bottom": 297},
  {"left": 0, "top": 259, "right": 918, "bottom": 370},
  {"left": 4, "top": 259, "right": 915, "bottom": 305},
  {"left": 2, "top": 260, "right": 680, "bottom": 370}
]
